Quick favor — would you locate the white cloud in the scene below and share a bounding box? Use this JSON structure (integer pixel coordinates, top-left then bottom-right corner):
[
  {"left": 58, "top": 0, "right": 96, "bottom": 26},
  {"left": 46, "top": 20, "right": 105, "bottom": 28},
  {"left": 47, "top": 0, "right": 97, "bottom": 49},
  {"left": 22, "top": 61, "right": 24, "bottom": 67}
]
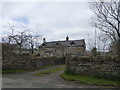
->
[{"left": 1, "top": 2, "right": 96, "bottom": 50}]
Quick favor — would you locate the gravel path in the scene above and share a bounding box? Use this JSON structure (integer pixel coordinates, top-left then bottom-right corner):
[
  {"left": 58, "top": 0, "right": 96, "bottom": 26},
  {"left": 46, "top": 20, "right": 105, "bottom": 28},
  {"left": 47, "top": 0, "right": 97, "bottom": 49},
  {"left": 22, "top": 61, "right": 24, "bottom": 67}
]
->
[{"left": 2, "top": 65, "right": 107, "bottom": 88}]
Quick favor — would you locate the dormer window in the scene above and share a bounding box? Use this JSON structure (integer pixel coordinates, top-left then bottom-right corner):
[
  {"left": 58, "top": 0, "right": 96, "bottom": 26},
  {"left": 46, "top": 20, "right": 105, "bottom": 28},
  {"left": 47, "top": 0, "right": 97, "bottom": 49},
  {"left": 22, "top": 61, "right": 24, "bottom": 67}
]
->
[
  {"left": 70, "top": 41, "right": 75, "bottom": 47},
  {"left": 56, "top": 42, "right": 59, "bottom": 45},
  {"left": 42, "top": 43, "right": 45, "bottom": 46}
]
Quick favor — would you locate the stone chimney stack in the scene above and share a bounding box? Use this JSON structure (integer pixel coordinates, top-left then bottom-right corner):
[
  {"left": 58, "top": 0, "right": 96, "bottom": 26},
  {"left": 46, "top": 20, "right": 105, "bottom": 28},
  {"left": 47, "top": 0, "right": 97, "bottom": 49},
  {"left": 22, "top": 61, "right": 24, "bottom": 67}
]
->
[
  {"left": 66, "top": 35, "right": 69, "bottom": 41},
  {"left": 43, "top": 38, "right": 46, "bottom": 43}
]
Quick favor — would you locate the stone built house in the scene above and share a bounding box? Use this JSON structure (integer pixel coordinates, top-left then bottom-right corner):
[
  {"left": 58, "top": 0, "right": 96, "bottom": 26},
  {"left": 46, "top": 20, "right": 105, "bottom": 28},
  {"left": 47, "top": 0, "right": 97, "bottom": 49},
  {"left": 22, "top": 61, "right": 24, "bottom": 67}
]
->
[{"left": 39, "top": 36, "right": 86, "bottom": 57}]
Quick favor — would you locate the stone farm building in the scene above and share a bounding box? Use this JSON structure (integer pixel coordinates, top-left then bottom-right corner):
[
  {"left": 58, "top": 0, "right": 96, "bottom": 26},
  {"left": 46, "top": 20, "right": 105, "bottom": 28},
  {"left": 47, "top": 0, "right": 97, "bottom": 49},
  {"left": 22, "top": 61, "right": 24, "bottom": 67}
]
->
[{"left": 39, "top": 36, "right": 86, "bottom": 57}]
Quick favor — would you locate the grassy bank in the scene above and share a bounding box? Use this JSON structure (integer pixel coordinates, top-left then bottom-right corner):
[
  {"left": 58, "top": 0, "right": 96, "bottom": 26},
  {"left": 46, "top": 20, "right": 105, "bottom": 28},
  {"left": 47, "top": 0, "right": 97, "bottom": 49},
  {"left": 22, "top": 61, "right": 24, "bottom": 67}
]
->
[
  {"left": 33, "top": 66, "right": 65, "bottom": 76},
  {"left": 60, "top": 72, "right": 119, "bottom": 87},
  {"left": 2, "top": 65, "right": 56, "bottom": 74}
]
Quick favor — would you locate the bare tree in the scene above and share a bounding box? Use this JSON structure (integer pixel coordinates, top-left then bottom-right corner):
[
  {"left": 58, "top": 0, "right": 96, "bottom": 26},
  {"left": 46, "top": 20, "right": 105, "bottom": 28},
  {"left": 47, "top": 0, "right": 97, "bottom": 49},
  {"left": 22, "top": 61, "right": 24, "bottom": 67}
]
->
[
  {"left": 27, "top": 34, "right": 41, "bottom": 54},
  {"left": 2, "top": 22, "right": 42, "bottom": 55},
  {"left": 86, "top": 34, "right": 95, "bottom": 51},
  {"left": 89, "top": 1, "right": 119, "bottom": 41},
  {"left": 97, "top": 34, "right": 110, "bottom": 55},
  {"left": 10, "top": 30, "right": 29, "bottom": 54},
  {"left": 89, "top": 1, "right": 120, "bottom": 55}
]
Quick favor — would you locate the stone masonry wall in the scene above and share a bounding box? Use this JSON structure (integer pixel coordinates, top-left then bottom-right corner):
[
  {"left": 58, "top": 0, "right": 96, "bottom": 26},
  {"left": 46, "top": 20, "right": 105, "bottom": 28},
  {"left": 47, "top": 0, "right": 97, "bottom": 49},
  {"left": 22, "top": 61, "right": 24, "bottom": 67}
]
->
[
  {"left": 66, "top": 56, "right": 119, "bottom": 76},
  {"left": 2, "top": 56, "right": 65, "bottom": 70}
]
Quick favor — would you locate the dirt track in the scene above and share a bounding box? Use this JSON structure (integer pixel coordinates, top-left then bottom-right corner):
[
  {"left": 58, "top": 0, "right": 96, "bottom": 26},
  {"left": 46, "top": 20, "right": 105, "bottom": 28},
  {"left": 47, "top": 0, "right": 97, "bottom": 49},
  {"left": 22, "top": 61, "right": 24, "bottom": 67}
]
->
[{"left": 2, "top": 65, "right": 109, "bottom": 88}]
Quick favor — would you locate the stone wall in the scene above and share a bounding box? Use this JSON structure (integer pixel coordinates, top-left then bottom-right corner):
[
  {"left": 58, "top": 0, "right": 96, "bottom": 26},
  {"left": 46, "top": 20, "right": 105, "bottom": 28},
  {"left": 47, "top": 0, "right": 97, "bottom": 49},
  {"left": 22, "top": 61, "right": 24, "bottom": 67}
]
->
[
  {"left": 66, "top": 56, "right": 119, "bottom": 77},
  {"left": 2, "top": 56, "right": 65, "bottom": 70}
]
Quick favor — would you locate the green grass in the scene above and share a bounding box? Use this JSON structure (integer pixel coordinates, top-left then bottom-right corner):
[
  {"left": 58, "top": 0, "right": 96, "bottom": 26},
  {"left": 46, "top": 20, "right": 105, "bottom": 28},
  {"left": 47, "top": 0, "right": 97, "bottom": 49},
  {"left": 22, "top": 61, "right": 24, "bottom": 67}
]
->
[
  {"left": 1, "top": 70, "right": 27, "bottom": 73},
  {"left": 33, "top": 66, "right": 65, "bottom": 76},
  {"left": 2, "top": 65, "right": 56, "bottom": 74},
  {"left": 60, "top": 73, "right": 119, "bottom": 87}
]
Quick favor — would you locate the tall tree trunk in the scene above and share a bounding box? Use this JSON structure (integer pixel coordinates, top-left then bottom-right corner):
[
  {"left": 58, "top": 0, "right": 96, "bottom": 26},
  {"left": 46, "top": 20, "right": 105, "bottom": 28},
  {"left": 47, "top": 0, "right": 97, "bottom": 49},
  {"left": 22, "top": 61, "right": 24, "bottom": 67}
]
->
[
  {"left": 19, "top": 45, "right": 22, "bottom": 55},
  {"left": 31, "top": 45, "right": 34, "bottom": 54}
]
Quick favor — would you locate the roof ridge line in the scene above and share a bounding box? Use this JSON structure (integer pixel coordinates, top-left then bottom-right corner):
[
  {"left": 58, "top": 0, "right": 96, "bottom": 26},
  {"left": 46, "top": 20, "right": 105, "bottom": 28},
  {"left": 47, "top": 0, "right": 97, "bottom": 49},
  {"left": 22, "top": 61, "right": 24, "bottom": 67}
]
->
[{"left": 45, "top": 39, "right": 84, "bottom": 43}]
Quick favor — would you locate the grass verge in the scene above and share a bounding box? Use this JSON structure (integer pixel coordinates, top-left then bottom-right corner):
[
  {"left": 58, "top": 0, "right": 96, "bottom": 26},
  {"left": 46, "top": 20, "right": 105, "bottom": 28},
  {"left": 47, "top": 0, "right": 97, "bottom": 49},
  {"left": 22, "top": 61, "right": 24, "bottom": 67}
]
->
[
  {"left": 2, "top": 65, "right": 56, "bottom": 74},
  {"left": 33, "top": 66, "right": 65, "bottom": 76},
  {"left": 60, "top": 73, "right": 119, "bottom": 87}
]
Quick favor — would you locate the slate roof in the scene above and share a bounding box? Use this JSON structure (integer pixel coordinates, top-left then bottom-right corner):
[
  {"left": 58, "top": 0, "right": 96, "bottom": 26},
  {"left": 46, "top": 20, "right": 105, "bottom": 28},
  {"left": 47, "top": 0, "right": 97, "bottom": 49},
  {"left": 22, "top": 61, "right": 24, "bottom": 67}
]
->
[{"left": 40, "top": 39, "right": 85, "bottom": 48}]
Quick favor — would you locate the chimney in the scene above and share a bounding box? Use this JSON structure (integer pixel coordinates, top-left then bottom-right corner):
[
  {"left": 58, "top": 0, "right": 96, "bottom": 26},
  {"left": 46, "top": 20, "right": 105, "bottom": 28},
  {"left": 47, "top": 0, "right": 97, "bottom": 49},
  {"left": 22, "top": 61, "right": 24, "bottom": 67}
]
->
[
  {"left": 43, "top": 38, "right": 46, "bottom": 43},
  {"left": 66, "top": 35, "right": 69, "bottom": 41}
]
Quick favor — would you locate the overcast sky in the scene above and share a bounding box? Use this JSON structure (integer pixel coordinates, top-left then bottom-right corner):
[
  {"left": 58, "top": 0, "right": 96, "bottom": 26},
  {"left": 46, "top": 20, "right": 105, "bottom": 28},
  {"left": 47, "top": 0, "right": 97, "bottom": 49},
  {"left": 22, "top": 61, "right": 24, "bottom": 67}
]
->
[{"left": 1, "top": 1, "right": 98, "bottom": 50}]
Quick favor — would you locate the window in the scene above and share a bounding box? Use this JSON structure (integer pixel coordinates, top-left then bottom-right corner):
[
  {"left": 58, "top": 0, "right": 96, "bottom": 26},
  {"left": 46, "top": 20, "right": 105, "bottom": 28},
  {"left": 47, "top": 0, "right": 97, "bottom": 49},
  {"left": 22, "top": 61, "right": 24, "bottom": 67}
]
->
[
  {"left": 56, "top": 42, "right": 59, "bottom": 45},
  {"left": 70, "top": 41, "right": 75, "bottom": 48}
]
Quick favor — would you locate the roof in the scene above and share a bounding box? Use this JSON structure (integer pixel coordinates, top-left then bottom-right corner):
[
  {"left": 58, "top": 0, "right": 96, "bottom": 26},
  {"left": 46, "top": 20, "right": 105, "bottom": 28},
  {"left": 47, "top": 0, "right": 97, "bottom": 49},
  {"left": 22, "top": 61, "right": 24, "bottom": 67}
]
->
[{"left": 40, "top": 39, "right": 85, "bottom": 48}]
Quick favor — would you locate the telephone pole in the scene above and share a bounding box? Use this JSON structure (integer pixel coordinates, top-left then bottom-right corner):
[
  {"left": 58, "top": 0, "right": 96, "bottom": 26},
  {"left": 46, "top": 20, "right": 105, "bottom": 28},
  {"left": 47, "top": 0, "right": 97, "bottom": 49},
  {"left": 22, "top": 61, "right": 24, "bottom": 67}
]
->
[
  {"left": 117, "top": 2, "right": 120, "bottom": 88},
  {"left": 118, "top": 1, "right": 120, "bottom": 38},
  {"left": 118, "top": 1, "right": 120, "bottom": 56},
  {"left": 94, "top": 28, "right": 97, "bottom": 48}
]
